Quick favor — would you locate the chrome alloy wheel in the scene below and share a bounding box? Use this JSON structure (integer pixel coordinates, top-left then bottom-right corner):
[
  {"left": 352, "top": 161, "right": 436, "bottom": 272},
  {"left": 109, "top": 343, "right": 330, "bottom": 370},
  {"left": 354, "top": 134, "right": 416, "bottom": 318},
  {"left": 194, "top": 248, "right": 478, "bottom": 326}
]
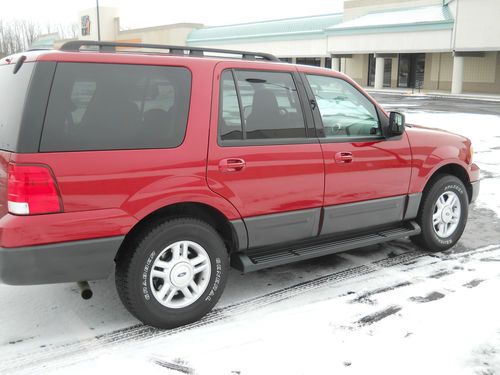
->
[
  {"left": 432, "top": 191, "right": 461, "bottom": 238},
  {"left": 149, "top": 240, "right": 211, "bottom": 309}
]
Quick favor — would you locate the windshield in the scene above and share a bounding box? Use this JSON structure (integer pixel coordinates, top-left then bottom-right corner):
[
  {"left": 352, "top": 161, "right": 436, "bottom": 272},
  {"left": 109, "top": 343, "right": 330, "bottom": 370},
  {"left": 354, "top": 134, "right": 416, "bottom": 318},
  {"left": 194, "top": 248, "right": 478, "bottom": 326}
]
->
[{"left": 0, "top": 62, "right": 34, "bottom": 151}]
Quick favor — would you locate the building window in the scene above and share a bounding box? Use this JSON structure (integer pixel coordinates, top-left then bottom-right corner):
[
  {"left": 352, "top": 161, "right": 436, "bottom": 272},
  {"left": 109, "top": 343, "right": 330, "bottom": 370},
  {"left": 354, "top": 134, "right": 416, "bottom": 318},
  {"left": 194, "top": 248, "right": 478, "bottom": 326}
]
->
[
  {"left": 384, "top": 59, "right": 392, "bottom": 87},
  {"left": 325, "top": 57, "right": 332, "bottom": 69},
  {"left": 368, "top": 54, "right": 375, "bottom": 86},
  {"left": 280, "top": 57, "right": 293, "bottom": 63},
  {"left": 296, "top": 57, "right": 321, "bottom": 67}
]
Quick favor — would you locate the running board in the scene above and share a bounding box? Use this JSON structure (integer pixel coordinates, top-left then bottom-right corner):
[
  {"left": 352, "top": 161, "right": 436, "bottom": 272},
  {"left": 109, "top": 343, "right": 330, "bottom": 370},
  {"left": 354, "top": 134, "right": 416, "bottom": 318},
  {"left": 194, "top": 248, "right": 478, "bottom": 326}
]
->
[{"left": 231, "top": 221, "right": 421, "bottom": 272}]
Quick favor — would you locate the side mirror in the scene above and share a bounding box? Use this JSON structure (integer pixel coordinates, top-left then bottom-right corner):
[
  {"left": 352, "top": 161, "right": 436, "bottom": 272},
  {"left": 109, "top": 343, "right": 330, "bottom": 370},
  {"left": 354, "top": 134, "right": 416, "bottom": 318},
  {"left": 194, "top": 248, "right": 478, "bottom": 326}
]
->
[{"left": 389, "top": 112, "right": 405, "bottom": 136}]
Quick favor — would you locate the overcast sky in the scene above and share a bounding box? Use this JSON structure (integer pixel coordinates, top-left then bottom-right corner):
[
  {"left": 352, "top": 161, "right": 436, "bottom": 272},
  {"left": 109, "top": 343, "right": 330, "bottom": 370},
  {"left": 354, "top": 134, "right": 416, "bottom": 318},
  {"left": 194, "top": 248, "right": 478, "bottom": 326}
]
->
[{"left": 2, "top": 0, "right": 344, "bottom": 28}]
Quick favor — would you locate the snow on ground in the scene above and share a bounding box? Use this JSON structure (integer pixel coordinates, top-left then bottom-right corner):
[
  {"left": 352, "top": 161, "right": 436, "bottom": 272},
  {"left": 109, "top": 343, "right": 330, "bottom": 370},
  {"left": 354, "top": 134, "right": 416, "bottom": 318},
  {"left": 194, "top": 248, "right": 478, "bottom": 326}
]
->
[
  {"left": 1, "top": 102, "right": 499, "bottom": 374},
  {"left": 5, "top": 244, "right": 500, "bottom": 375}
]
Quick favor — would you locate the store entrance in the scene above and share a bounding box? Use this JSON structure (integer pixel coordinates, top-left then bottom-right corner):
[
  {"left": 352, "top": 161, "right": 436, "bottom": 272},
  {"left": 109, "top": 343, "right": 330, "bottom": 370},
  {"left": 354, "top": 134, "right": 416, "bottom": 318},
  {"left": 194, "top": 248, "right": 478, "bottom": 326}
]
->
[{"left": 398, "top": 53, "right": 425, "bottom": 89}]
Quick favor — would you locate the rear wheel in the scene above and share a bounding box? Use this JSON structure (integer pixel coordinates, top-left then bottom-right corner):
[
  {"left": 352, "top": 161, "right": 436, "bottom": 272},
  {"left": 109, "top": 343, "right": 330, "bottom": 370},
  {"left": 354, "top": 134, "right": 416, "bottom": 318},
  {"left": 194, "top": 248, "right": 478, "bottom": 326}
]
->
[
  {"left": 115, "top": 217, "right": 229, "bottom": 329},
  {"left": 411, "top": 174, "right": 469, "bottom": 252}
]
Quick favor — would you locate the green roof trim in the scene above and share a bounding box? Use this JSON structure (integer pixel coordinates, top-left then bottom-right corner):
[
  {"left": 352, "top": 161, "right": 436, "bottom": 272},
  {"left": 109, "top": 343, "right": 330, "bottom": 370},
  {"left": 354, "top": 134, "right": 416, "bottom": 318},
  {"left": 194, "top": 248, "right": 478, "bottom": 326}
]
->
[
  {"left": 187, "top": 13, "right": 342, "bottom": 44},
  {"left": 187, "top": 32, "right": 327, "bottom": 46},
  {"left": 187, "top": 5, "right": 455, "bottom": 45},
  {"left": 327, "top": 5, "right": 454, "bottom": 35},
  {"left": 327, "top": 21, "right": 453, "bottom": 36}
]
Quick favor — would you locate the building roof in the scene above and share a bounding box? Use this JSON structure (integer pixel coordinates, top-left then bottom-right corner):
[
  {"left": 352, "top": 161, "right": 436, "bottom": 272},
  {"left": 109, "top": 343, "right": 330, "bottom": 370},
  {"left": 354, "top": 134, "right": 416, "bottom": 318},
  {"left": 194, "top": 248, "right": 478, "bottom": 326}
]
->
[
  {"left": 328, "top": 5, "right": 454, "bottom": 34},
  {"left": 187, "top": 13, "right": 343, "bottom": 44},
  {"left": 187, "top": 6, "right": 454, "bottom": 45}
]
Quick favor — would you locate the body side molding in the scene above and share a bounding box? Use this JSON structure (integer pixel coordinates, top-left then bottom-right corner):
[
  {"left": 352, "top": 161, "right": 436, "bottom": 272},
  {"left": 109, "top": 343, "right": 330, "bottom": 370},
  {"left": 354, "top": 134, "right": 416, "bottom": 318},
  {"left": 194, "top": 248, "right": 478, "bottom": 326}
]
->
[
  {"left": 321, "top": 196, "right": 406, "bottom": 236},
  {"left": 244, "top": 208, "right": 321, "bottom": 248}
]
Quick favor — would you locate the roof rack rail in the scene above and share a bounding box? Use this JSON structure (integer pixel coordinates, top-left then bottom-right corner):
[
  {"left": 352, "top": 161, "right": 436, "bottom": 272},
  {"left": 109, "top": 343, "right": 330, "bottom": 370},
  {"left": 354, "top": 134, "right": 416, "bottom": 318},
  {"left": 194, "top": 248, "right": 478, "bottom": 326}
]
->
[{"left": 59, "top": 40, "right": 280, "bottom": 62}]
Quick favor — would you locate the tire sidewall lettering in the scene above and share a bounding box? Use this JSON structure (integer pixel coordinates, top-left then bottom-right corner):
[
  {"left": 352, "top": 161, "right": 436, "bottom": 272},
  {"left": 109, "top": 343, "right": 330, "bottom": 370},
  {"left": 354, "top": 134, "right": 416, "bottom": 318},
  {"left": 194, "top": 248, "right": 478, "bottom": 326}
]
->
[
  {"left": 142, "top": 250, "right": 156, "bottom": 301},
  {"left": 205, "top": 257, "right": 222, "bottom": 302}
]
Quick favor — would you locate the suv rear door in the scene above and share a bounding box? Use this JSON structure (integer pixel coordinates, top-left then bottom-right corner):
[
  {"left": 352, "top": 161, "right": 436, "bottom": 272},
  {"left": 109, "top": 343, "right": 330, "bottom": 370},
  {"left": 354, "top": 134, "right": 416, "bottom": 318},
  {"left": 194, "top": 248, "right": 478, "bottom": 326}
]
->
[
  {"left": 301, "top": 71, "right": 412, "bottom": 236},
  {"left": 207, "top": 62, "right": 324, "bottom": 249}
]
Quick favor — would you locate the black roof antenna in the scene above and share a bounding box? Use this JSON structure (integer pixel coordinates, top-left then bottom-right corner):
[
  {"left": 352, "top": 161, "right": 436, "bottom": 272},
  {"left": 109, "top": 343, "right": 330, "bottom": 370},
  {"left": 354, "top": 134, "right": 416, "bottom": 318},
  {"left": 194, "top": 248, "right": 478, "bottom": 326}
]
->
[{"left": 13, "top": 55, "right": 27, "bottom": 74}]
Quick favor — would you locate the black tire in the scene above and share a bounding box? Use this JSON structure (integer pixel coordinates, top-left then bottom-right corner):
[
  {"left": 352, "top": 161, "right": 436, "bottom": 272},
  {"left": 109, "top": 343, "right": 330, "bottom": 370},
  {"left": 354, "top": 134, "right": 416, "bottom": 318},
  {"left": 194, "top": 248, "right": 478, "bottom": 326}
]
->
[
  {"left": 411, "top": 174, "right": 469, "bottom": 252},
  {"left": 115, "top": 217, "right": 229, "bottom": 329}
]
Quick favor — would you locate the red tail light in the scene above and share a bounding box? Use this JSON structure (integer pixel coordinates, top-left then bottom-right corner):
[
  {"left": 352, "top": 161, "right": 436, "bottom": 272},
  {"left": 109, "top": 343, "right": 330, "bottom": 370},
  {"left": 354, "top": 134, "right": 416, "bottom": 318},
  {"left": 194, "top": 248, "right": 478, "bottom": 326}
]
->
[{"left": 7, "top": 164, "right": 62, "bottom": 215}]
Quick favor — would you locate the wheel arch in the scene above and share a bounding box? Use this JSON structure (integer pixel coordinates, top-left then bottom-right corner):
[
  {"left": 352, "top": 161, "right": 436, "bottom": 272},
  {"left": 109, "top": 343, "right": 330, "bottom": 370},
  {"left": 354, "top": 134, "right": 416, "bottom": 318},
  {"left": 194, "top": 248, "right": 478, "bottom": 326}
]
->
[
  {"left": 422, "top": 163, "right": 472, "bottom": 202},
  {"left": 115, "top": 202, "right": 247, "bottom": 262}
]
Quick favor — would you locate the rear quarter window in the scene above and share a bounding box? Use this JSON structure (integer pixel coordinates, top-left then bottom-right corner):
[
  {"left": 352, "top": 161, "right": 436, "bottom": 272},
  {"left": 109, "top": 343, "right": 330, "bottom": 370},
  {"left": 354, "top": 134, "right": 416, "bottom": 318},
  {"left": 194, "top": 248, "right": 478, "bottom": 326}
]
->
[
  {"left": 0, "top": 63, "right": 34, "bottom": 151},
  {"left": 40, "top": 63, "right": 191, "bottom": 152}
]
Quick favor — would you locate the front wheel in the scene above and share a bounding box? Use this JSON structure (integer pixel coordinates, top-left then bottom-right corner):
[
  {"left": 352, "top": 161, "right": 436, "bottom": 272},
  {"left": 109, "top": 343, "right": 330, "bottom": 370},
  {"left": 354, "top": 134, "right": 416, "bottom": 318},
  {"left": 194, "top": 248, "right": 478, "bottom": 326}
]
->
[
  {"left": 411, "top": 174, "right": 469, "bottom": 252},
  {"left": 115, "top": 218, "right": 229, "bottom": 329}
]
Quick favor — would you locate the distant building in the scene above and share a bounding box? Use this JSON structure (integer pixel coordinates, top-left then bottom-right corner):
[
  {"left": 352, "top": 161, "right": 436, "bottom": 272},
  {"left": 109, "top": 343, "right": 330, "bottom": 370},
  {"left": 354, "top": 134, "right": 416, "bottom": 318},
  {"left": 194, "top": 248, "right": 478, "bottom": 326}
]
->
[
  {"left": 188, "top": 0, "right": 500, "bottom": 95},
  {"left": 41, "top": 0, "right": 500, "bottom": 95},
  {"left": 76, "top": 7, "right": 202, "bottom": 47}
]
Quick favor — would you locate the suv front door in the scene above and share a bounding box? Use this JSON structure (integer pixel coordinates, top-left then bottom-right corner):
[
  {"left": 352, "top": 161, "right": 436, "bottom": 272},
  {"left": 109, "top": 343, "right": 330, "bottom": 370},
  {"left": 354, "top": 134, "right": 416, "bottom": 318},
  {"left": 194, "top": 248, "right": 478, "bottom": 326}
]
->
[
  {"left": 207, "top": 63, "right": 324, "bottom": 249},
  {"left": 302, "top": 72, "right": 412, "bottom": 236}
]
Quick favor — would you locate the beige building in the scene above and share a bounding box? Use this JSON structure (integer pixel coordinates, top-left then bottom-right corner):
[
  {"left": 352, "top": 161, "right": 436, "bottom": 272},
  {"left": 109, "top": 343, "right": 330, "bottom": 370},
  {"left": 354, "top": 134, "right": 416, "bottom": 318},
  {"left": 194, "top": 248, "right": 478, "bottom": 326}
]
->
[
  {"left": 34, "top": 0, "right": 500, "bottom": 95},
  {"left": 75, "top": 7, "right": 202, "bottom": 47},
  {"left": 187, "top": 0, "right": 500, "bottom": 95},
  {"left": 31, "top": 7, "right": 201, "bottom": 49}
]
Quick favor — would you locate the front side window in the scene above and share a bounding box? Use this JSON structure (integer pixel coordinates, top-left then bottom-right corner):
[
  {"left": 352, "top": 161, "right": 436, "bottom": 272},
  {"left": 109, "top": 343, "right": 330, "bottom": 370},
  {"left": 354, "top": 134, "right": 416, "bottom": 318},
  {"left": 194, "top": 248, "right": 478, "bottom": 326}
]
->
[
  {"left": 219, "top": 69, "right": 307, "bottom": 141},
  {"left": 41, "top": 63, "right": 191, "bottom": 152},
  {"left": 306, "top": 74, "right": 381, "bottom": 139}
]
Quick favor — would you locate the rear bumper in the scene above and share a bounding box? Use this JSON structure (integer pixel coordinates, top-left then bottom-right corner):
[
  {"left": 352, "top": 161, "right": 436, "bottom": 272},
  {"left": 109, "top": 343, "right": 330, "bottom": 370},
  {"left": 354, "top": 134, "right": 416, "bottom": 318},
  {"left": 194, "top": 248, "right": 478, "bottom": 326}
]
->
[
  {"left": 0, "top": 236, "right": 124, "bottom": 285},
  {"left": 470, "top": 180, "right": 480, "bottom": 204}
]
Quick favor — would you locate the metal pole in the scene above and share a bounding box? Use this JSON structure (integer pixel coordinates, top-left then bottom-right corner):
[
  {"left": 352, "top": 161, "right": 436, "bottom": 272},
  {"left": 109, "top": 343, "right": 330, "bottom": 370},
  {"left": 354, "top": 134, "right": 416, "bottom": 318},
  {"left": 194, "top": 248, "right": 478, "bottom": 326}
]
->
[{"left": 96, "top": 0, "right": 101, "bottom": 41}]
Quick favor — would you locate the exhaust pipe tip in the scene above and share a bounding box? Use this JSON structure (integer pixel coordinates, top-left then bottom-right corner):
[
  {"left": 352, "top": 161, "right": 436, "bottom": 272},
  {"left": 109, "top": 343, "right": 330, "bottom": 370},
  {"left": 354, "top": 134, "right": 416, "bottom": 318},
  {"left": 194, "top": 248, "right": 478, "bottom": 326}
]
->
[{"left": 77, "top": 281, "right": 93, "bottom": 300}]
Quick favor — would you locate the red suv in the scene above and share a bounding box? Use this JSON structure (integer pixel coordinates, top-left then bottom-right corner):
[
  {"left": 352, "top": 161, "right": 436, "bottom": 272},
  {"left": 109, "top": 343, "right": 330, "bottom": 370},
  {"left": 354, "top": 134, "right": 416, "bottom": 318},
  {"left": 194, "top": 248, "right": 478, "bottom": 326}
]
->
[{"left": 0, "top": 41, "right": 479, "bottom": 328}]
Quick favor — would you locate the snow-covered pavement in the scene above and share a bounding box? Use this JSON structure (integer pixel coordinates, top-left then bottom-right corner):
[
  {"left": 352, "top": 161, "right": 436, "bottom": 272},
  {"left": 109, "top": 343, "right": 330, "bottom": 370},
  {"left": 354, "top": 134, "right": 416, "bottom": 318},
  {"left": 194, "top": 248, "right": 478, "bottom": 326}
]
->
[{"left": 1, "top": 97, "right": 499, "bottom": 374}]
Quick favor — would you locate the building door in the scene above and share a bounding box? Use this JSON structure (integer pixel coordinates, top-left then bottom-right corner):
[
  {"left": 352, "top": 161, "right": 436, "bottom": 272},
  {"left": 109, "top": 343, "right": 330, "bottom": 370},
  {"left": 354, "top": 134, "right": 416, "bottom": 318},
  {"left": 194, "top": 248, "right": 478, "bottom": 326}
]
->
[{"left": 398, "top": 53, "right": 425, "bottom": 89}]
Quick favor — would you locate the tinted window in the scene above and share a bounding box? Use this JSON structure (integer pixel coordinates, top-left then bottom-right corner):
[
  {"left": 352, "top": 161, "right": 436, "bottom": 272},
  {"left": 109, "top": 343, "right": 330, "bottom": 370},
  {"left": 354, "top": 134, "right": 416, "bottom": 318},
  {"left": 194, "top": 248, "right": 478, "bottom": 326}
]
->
[
  {"left": 219, "top": 70, "right": 306, "bottom": 141},
  {"left": 41, "top": 63, "right": 191, "bottom": 152},
  {"left": 306, "top": 74, "right": 381, "bottom": 138},
  {"left": 0, "top": 63, "right": 34, "bottom": 151}
]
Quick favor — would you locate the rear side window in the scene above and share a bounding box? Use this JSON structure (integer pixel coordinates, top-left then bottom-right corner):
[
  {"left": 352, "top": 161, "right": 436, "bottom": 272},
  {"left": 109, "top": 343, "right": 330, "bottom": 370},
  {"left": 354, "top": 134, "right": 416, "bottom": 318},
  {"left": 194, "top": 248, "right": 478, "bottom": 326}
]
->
[
  {"left": 40, "top": 63, "right": 191, "bottom": 152},
  {"left": 0, "top": 63, "right": 34, "bottom": 151},
  {"left": 219, "top": 69, "right": 306, "bottom": 141}
]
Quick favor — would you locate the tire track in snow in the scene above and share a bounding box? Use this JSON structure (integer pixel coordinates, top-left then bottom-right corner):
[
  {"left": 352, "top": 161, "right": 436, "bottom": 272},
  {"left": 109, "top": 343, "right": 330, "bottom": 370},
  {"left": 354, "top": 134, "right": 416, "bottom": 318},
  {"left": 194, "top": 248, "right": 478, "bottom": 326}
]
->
[{"left": 3, "top": 244, "right": 500, "bottom": 374}]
